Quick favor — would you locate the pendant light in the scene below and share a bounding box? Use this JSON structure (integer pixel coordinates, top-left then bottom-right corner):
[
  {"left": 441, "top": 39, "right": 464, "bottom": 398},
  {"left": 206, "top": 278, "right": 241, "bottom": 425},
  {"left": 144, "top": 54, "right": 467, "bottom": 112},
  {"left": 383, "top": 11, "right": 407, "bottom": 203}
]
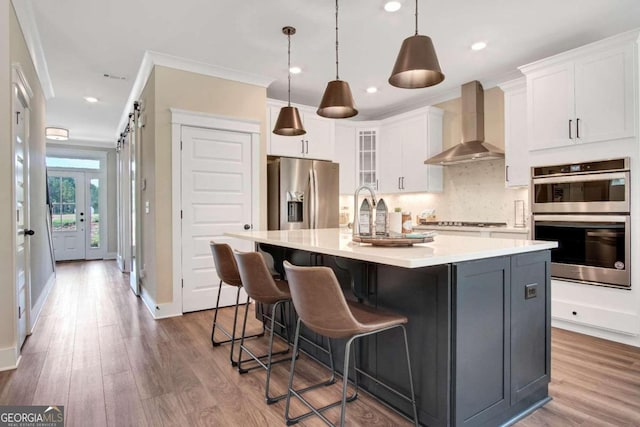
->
[
  {"left": 388, "top": 0, "right": 444, "bottom": 89},
  {"left": 317, "top": 0, "right": 358, "bottom": 119},
  {"left": 273, "top": 26, "right": 306, "bottom": 136}
]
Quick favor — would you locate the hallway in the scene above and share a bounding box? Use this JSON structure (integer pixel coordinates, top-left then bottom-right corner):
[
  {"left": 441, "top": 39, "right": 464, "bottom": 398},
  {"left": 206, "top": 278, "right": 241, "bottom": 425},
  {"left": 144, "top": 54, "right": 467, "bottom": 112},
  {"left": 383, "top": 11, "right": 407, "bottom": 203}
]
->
[{"left": 1, "top": 261, "right": 639, "bottom": 426}]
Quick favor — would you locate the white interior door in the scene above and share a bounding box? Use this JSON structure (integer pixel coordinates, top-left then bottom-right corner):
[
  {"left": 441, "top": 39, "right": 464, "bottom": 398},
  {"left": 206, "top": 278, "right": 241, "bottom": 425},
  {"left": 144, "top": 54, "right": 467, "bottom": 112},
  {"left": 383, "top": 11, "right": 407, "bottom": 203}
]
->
[
  {"left": 13, "top": 83, "right": 30, "bottom": 349},
  {"left": 48, "top": 171, "right": 86, "bottom": 261},
  {"left": 181, "top": 126, "right": 253, "bottom": 313}
]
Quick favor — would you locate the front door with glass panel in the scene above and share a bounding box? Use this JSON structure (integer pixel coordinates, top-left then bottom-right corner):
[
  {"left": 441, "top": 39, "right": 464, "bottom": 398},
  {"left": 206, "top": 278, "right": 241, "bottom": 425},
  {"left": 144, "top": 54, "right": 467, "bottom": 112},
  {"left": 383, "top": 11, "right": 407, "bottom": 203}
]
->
[
  {"left": 48, "top": 171, "right": 104, "bottom": 261},
  {"left": 48, "top": 171, "right": 86, "bottom": 260}
]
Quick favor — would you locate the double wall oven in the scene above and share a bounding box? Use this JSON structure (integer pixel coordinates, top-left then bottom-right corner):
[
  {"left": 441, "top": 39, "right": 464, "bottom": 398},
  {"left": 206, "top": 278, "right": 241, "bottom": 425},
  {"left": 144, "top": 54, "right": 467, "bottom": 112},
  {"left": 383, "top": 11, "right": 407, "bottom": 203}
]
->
[{"left": 532, "top": 158, "right": 630, "bottom": 288}]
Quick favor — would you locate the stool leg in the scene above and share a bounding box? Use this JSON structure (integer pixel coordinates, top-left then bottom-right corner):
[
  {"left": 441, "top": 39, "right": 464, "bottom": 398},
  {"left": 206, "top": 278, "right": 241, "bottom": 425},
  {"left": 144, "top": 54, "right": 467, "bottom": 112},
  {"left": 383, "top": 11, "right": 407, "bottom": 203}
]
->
[
  {"left": 265, "top": 300, "right": 286, "bottom": 404},
  {"left": 227, "top": 288, "right": 243, "bottom": 366},
  {"left": 210, "top": 280, "right": 225, "bottom": 347},
  {"left": 236, "top": 291, "right": 252, "bottom": 373},
  {"left": 339, "top": 336, "right": 357, "bottom": 427},
  {"left": 400, "top": 325, "right": 419, "bottom": 427},
  {"left": 284, "top": 318, "right": 302, "bottom": 424}
]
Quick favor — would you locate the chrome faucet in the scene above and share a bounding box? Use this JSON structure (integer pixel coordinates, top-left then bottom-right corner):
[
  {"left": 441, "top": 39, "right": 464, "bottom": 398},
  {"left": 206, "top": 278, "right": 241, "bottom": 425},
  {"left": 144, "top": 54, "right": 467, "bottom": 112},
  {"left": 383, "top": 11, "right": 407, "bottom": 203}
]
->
[{"left": 353, "top": 185, "right": 377, "bottom": 237}]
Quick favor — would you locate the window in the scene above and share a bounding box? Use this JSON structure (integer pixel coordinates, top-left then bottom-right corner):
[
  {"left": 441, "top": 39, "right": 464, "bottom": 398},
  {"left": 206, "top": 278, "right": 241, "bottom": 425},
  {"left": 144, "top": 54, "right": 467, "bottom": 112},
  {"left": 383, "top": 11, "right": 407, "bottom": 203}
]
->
[{"left": 46, "top": 157, "right": 100, "bottom": 169}]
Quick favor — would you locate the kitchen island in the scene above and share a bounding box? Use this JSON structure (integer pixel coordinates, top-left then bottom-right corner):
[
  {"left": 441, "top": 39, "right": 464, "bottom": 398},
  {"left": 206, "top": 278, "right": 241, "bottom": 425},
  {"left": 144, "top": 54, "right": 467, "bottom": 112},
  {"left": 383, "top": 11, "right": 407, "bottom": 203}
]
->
[{"left": 226, "top": 228, "right": 557, "bottom": 427}]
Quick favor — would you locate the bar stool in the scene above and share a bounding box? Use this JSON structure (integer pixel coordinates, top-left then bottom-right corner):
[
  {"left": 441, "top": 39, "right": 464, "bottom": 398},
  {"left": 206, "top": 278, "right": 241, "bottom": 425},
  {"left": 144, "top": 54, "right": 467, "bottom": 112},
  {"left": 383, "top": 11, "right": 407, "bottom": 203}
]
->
[
  {"left": 283, "top": 261, "right": 419, "bottom": 427},
  {"left": 233, "top": 251, "right": 296, "bottom": 404},
  {"left": 209, "top": 242, "right": 264, "bottom": 366}
]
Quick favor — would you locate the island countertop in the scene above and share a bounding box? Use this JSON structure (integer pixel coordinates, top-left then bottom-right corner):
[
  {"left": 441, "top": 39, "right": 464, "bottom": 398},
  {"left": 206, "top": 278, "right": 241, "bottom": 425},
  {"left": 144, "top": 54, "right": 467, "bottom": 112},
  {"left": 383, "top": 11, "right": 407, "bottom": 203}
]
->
[{"left": 226, "top": 228, "right": 557, "bottom": 268}]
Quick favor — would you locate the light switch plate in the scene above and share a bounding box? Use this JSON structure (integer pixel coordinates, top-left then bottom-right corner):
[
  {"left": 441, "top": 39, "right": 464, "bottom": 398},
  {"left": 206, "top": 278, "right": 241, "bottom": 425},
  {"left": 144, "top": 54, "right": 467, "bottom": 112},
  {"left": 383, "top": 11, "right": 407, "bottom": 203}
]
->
[{"left": 145, "top": 200, "right": 150, "bottom": 214}]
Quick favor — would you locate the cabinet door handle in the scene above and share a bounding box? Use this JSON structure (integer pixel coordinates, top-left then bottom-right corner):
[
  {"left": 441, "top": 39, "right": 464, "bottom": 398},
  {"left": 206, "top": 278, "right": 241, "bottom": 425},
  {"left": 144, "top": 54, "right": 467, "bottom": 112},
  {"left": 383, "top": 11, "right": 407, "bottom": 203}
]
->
[
  {"left": 301, "top": 140, "right": 304, "bottom": 154},
  {"left": 305, "top": 140, "right": 309, "bottom": 154},
  {"left": 568, "top": 119, "right": 572, "bottom": 139},
  {"left": 505, "top": 165, "right": 509, "bottom": 182},
  {"left": 576, "top": 118, "right": 580, "bottom": 139},
  {"left": 398, "top": 177, "right": 401, "bottom": 190},
  {"left": 401, "top": 177, "right": 405, "bottom": 190}
]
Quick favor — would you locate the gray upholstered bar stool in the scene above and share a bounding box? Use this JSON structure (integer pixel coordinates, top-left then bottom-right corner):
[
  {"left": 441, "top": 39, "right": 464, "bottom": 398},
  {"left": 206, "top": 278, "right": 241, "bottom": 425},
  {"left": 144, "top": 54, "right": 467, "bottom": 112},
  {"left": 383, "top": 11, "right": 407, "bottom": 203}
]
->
[
  {"left": 283, "top": 261, "right": 419, "bottom": 427},
  {"left": 234, "top": 250, "right": 296, "bottom": 404},
  {"left": 209, "top": 242, "right": 265, "bottom": 366}
]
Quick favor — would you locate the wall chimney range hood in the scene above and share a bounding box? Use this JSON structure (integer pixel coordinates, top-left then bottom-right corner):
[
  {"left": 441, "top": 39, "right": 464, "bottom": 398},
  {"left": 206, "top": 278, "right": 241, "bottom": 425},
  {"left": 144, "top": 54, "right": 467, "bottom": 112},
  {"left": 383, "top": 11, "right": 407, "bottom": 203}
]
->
[{"left": 425, "top": 80, "right": 504, "bottom": 165}]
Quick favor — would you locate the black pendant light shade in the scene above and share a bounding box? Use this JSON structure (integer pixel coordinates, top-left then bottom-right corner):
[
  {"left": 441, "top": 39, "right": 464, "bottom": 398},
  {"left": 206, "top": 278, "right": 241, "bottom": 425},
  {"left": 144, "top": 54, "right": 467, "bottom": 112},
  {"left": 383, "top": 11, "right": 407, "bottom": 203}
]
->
[
  {"left": 273, "top": 106, "right": 305, "bottom": 136},
  {"left": 273, "top": 26, "right": 306, "bottom": 136},
  {"left": 317, "top": 80, "right": 358, "bottom": 119},
  {"left": 389, "top": 0, "right": 444, "bottom": 89},
  {"left": 317, "top": 0, "right": 358, "bottom": 119}
]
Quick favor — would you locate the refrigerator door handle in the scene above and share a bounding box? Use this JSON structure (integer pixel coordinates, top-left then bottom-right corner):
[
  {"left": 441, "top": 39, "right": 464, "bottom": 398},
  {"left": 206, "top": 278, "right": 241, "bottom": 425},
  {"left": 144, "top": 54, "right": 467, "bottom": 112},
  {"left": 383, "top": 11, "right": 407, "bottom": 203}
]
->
[{"left": 309, "top": 168, "right": 315, "bottom": 229}]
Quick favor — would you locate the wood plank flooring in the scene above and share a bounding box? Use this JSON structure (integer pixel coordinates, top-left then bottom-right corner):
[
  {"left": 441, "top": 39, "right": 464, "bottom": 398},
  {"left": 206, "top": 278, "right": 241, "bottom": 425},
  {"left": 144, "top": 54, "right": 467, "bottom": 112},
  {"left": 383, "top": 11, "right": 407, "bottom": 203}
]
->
[{"left": 0, "top": 260, "right": 639, "bottom": 426}]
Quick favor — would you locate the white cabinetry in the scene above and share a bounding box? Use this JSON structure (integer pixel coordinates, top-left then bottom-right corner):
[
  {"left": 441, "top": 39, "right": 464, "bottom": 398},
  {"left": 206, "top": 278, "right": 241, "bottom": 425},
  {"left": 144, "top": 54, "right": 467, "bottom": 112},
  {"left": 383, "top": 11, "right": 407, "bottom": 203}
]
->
[
  {"left": 378, "top": 108, "right": 443, "bottom": 193},
  {"left": 520, "top": 34, "right": 637, "bottom": 151},
  {"left": 499, "top": 78, "right": 529, "bottom": 187},
  {"left": 267, "top": 103, "right": 335, "bottom": 161},
  {"left": 334, "top": 123, "right": 356, "bottom": 194},
  {"left": 355, "top": 128, "right": 379, "bottom": 191}
]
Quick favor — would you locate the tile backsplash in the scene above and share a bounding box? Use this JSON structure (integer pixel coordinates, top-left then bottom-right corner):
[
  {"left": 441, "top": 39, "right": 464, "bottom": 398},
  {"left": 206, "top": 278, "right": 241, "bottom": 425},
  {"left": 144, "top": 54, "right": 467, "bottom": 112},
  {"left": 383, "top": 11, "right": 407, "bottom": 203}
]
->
[{"left": 341, "top": 159, "right": 530, "bottom": 227}]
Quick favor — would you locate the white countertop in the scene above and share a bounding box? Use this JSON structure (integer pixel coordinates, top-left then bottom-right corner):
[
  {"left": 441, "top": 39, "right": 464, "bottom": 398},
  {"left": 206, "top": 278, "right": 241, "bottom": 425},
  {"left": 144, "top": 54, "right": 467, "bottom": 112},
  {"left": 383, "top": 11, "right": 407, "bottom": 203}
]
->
[
  {"left": 413, "top": 225, "right": 530, "bottom": 233},
  {"left": 226, "top": 228, "right": 556, "bottom": 269}
]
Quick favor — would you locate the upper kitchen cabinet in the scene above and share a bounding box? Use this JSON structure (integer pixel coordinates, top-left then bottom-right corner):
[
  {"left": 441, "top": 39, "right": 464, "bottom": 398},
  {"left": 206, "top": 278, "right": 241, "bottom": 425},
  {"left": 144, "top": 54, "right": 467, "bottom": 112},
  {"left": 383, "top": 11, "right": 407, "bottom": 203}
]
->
[
  {"left": 520, "top": 31, "right": 637, "bottom": 151},
  {"left": 334, "top": 123, "right": 381, "bottom": 194},
  {"left": 334, "top": 123, "right": 356, "bottom": 194},
  {"left": 267, "top": 102, "right": 335, "bottom": 161},
  {"left": 378, "top": 108, "right": 443, "bottom": 193},
  {"left": 499, "top": 78, "right": 529, "bottom": 187}
]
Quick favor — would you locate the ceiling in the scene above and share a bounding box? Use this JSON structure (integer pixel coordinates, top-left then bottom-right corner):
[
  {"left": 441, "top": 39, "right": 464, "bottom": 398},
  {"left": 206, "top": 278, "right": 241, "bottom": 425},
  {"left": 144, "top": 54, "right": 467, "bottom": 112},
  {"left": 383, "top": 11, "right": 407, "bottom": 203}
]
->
[{"left": 16, "top": 0, "right": 640, "bottom": 144}]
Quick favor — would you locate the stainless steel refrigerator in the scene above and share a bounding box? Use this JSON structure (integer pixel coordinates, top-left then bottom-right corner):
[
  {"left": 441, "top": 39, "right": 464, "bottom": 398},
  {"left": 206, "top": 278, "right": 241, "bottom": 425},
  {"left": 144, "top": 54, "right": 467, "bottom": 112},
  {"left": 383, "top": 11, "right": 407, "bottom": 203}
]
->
[{"left": 267, "top": 157, "right": 339, "bottom": 230}]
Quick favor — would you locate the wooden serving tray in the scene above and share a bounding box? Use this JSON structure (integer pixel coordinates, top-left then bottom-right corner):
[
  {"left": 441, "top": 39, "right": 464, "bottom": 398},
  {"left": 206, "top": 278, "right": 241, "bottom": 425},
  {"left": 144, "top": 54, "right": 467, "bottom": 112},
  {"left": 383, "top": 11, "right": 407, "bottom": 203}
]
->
[{"left": 352, "top": 235, "right": 434, "bottom": 247}]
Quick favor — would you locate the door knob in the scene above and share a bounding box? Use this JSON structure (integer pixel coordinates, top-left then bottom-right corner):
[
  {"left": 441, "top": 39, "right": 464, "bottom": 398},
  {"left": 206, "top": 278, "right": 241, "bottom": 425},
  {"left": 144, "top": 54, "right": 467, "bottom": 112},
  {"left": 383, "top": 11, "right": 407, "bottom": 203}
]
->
[
  {"left": 243, "top": 224, "right": 251, "bottom": 230},
  {"left": 24, "top": 229, "right": 35, "bottom": 236},
  {"left": 80, "top": 219, "right": 84, "bottom": 222}
]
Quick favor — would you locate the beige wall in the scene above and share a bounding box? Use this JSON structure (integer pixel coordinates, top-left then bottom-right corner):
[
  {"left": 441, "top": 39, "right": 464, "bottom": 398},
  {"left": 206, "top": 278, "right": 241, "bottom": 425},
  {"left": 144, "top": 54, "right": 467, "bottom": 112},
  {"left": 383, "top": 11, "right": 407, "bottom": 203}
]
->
[
  {"left": 138, "top": 69, "right": 158, "bottom": 301},
  {"left": 11, "top": 1, "right": 51, "bottom": 327},
  {"left": 0, "top": 3, "right": 51, "bottom": 360},
  {"left": 141, "top": 66, "right": 267, "bottom": 304}
]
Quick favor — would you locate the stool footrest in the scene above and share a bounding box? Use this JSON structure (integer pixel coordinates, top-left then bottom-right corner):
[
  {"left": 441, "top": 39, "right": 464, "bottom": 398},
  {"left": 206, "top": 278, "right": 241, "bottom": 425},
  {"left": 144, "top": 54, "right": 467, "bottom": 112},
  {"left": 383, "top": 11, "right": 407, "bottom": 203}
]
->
[{"left": 354, "top": 367, "right": 415, "bottom": 404}]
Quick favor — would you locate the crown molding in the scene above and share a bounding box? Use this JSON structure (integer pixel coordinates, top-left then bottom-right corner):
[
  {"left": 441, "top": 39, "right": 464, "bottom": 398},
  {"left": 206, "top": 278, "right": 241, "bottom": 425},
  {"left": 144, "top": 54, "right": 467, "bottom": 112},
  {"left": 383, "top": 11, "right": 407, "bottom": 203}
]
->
[
  {"left": 116, "top": 50, "right": 276, "bottom": 139},
  {"left": 11, "top": 0, "right": 54, "bottom": 99},
  {"left": 519, "top": 28, "right": 640, "bottom": 75}
]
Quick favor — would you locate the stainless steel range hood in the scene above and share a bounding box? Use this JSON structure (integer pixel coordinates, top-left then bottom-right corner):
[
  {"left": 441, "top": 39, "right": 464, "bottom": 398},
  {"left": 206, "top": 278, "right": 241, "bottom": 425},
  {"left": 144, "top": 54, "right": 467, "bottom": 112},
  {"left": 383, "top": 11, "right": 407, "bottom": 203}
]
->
[{"left": 425, "top": 80, "right": 504, "bottom": 165}]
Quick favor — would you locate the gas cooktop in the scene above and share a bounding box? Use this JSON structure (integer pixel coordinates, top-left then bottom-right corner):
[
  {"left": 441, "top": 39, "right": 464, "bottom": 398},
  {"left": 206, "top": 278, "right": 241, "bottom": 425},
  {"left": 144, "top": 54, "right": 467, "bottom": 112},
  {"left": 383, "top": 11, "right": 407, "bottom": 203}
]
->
[{"left": 419, "top": 221, "right": 508, "bottom": 228}]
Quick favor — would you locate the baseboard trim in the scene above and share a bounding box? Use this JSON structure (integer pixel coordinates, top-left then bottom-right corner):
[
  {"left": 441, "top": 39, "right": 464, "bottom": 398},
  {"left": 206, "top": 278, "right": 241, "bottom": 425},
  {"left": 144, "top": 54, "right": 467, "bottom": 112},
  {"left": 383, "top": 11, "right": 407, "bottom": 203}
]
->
[
  {"left": 30, "top": 272, "right": 56, "bottom": 333},
  {"left": 139, "top": 285, "right": 182, "bottom": 320},
  {"left": 104, "top": 252, "right": 117, "bottom": 260},
  {"left": 0, "top": 347, "right": 20, "bottom": 372}
]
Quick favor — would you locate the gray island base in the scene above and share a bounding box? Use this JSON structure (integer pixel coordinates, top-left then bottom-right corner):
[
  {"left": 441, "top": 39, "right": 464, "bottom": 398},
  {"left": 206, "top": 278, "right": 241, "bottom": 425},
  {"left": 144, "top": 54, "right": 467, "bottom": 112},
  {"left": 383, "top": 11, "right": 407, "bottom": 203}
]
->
[{"left": 226, "top": 229, "right": 556, "bottom": 427}]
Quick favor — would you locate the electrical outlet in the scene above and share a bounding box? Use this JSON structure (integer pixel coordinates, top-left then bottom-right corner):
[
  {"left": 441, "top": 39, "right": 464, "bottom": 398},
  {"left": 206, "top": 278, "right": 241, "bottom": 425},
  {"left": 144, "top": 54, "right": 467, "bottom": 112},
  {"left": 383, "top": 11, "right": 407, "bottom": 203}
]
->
[{"left": 525, "top": 283, "right": 538, "bottom": 299}]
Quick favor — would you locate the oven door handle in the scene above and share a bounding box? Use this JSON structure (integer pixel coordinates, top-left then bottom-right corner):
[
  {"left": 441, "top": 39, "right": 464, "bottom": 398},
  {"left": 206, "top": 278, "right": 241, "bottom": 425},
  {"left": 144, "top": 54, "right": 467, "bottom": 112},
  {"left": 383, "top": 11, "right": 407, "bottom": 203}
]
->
[{"left": 532, "top": 171, "right": 628, "bottom": 185}]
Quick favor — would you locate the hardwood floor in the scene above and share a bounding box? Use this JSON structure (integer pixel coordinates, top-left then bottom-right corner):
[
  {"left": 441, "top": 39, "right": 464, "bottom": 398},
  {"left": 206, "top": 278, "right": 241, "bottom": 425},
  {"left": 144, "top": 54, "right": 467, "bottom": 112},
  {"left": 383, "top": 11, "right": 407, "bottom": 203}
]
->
[{"left": 1, "top": 260, "right": 639, "bottom": 426}]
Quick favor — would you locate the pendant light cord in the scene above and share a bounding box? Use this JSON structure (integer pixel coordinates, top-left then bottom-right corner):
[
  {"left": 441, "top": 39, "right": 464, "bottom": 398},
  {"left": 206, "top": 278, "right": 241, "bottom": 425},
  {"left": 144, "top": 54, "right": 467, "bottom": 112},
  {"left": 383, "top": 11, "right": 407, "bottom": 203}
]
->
[
  {"left": 335, "top": 0, "right": 339, "bottom": 80},
  {"left": 415, "top": 0, "right": 419, "bottom": 35},
  {"left": 287, "top": 31, "right": 292, "bottom": 106}
]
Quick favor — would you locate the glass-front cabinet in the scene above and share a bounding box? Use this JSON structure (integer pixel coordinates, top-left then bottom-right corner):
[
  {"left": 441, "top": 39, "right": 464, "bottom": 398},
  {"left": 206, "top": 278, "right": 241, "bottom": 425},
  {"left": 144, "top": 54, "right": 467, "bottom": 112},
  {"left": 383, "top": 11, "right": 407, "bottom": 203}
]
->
[{"left": 357, "top": 128, "right": 378, "bottom": 190}]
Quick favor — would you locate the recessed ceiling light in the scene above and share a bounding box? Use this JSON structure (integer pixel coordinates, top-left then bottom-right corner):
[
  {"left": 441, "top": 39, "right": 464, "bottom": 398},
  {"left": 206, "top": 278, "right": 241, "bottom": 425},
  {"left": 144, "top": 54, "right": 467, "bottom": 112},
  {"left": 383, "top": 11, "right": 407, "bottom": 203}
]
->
[
  {"left": 84, "top": 96, "right": 99, "bottom": 103},
  {"left": 289, "top": 66, "right": 302, "bottom": 74},
  {"left": 366, "top": 86, "right": 378, "bottom": 94},
  {"left": 471, "top": 41, "right": 487, "bottom": 51},
  {"left": 384, "top": 1, "right": 402, "bottom": 12}
]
